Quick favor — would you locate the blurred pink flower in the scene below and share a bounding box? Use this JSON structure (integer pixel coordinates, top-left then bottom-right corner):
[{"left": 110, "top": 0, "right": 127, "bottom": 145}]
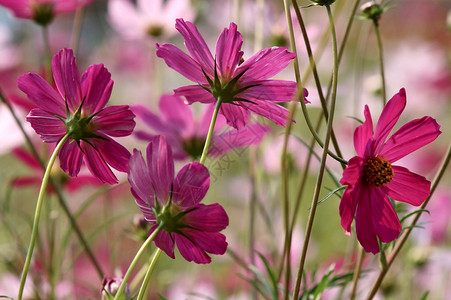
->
[
  {"left": 0, "top": 0, "right": 93, "bottom": 25},
  {"left": 18, "top": 48, "right": 136, "bottom": 184},
  {"left": 128, "top": 135, "right": 229, "bottom": 264},
  {"left": 133, "top": 94, "right": 271, "bottom": 160},
  {"left": 108, "top": 0, "right": 194, "bottom": 40},
  {"left": 157, "top": 18, "right": 308, "bottom": 130},
  {"left": 339, "top": 88, "right": 441, "bottom": 254}
]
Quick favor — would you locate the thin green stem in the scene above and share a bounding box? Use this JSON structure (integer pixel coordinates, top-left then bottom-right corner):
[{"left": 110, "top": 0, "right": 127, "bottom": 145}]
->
[
  {"left": 41, "top": 25, "right": 52, "bottom": 83},
  {"left": 137, "top": 248, "right": 162, "bottom": 300},
  {"left": 70, "top": 7, "right": 85, "bottom": 56},
  {"left": 0, "top": 90, "right": 104, "bottom": 278},
  {"left": 18, "top": 133, "right": 70, "bottom": 300},
  {"left": 114, "top": 225, "right": 163, "bottom": 300},
  {"left": 374, "top": 22, "right": 386, "bottom": 105},
  {"left": 366, "top": 141, "right": 451, "bottom": 299},
  {"left": 350, "top": 247, "right": 365, "bottom": 300},
  {"left": 199, "top": 98, "right": 223, "bottom": 165},
  {"left": 293, "top": 5, "right": 339, "bottom": 299}
]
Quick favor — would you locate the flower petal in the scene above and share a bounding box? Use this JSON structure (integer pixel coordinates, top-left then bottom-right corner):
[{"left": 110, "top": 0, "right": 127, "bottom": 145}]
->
[
  {"left": 146, "top": 135, "right": 174, "bottom": 201},
  {"left": 371, "top": 190, "right": 401, "bottom": 243},
  {"left": 154, "top": 227, "right": 175, "bottom": 259},
  {"left": 182, "top": 228, "right": 228, "bottom": 255},
  {"left": 355, "top": 188, "right": 380, "bottom": 254},
  {"left": 158, "top": 94, "right": 194, "bottom": 138},
  {"left": 174, "top": 84, "right": 215, "bottom": 104},
  {"left": 240, "top": 80, "right": 297, "bottom": 102},
  {"left": 175, "top": 18, "right": 215, "bottom": 74},
  {"left": 80, "top": 63, "right": 113, "bottom": 115},
  {"left": 339, "top": 156, "right": 364, "bottom": 186},
  {"left": 209, "top": 123, "right": 271, "bottom": 156},
  {"left": 219, "top": 102, "right": 250, "bottom": 129},
  {"left": 26, "top": 108, "right": 66, "bottom": 143},
  {"left": 82, "top": 141, "right": 118, "bottom": 184},
  {"left": 236, "top": 46, "right": 295, "bottom": 82},
  {"left": 384, "top": 165, "right": 431, "bottom": 206},
  {"left": 174, "top": 233, "right": 211, "bottom": 264},
  {"left": 242, "top": 99, "right": 291, "bottom": 127},
  {"left": 354, "top": 105, "right": 373, "bottom": 157},
  {"left": 91, "top": 137, "right": 131, "bottom": 173},
  {"left": 173, "top": 162, "right": 210, "bottom": 207},
  {"left": 59, "top": 139, "right": 84, "bottom": 177},
  {"left": 18, "top": 73, "right": 66, "bottom": 116},
  {"left": 379, "top": 116, "right": 441, "bottom": 162},
  {"left": 216, "top": 22, "right": 243, "bottom": 78},
  {"left": 156, "top": 43, "right": 207, "bottom": 84},
  {"left": 339, "top": 187, "right": 357, "bottom": 235},
  {"left": 372, "top": 88, "right": 406, "bottom": 154},
  {"left": 51, "top": 48, "right": 82, "bottom": 112},
  {"left": 94, "top": 105, "right": 136, "bottom": 137},
  {"left": 183, "top": 203, "right": 229, "bottom": 232},
  {"left": 197, "top": 103, "right": 227, "bottom": 136}
]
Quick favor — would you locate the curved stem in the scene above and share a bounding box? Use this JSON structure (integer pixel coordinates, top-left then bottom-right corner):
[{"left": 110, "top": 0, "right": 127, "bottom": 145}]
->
[
  {"left": 18, "top": 133, "right": 70, "bottom": 300},
  {"left": 366, "top": 141, "right": 451, "bottom": 299},
  {"left": 350, "top": 247, "right": 365, "bottom": 300},
  {"left": 114, "top": 225, "right": 163, "bottom": 300},
  {"left": 374, "top": 22, "right": 387, "bottom": 105},
  {"left": 199, "top": 98, "right": 223, "bottom": 165},
  {"left": 292, "top": 5, "right": 339, "bottom": 299},
  {"left": 137, "top": 248, "right": 163, "bottom": 300}
]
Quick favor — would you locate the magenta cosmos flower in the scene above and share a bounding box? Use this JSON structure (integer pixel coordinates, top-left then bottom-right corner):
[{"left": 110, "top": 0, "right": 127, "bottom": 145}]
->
[
  {"left": 18, "top": 48, "right": 136, "bottom": 184},
  {"left": 339, "top": 88, "right": 441, "bottom": 254},
  {"left": 133, "top": 94, "right": 271, "bottom": 160},
  {"left": 156, "top": 18, "right": 308, "bottom": 130},
  {"left": 0, "top": 0, "right": 93, "bottom": 25},
  {"left": 128, "top": 135, "right": 228, "bottom": 264}
]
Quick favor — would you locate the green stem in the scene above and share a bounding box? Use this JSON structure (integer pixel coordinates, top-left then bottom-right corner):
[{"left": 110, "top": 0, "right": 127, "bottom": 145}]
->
[
  {"left": 292, "top": 5, "right": 339, "bottom": 299},
  {"left": 0, "top": 90, "right": 104, "bottom": 279},
  {"left": 137, "top": 248, "right": 162, "bottom": 300},
  {"left": 366, "top": 141, "right": 451, "bottom": 299},
  {"left": 18, "top": 133, "right": 70, "bottom": 300},
  {"left": 350, "top": 247, "right": 365, "bottom": 300},
  {"left": 374, "top": 22, "right": 387, "bottom": 105},
  {"left": 70, "top": 7, "right": 85, "bottom": 56},
  {"left": 114, "top": 225, "right": 163, "bottom": 300},
  {"left": 41, "top": 25, "right": 52, "bottom": 83},
  {"left": 199, "top": 98, "right": 223, "bottom": 165}
]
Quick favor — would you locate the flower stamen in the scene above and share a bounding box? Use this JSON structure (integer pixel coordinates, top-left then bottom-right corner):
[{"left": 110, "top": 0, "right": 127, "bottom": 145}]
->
[{"left": 363, "top": 156, "right": 394, "bottom": 187}]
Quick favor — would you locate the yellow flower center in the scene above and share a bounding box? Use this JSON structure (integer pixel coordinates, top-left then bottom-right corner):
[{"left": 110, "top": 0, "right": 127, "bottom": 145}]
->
[{"left": 363, "top": 156, "right": 394, "bottom": 187}]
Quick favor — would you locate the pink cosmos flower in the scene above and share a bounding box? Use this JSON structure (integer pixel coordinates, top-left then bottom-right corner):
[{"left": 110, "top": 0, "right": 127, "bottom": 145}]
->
[
  {"left": 0, "top": 0, "right": 94, "bottom": 25},
  {"left": 18, "top": 48, "right": 136, "bottom": 184},
  {"left": 128, "top": 135, "right": 228, "bottom": 264},
  {"left": 108, "top": 0, "right": 194, "bottom": 40},
  {"left": 339, "top": 88, "right": 441, "bottom": 254},
  {"left": 133, "top": 94, "right": 271, "bottom": 160},
  {"left": 156, "top": 18, "right": 308, "bottom": 130}
]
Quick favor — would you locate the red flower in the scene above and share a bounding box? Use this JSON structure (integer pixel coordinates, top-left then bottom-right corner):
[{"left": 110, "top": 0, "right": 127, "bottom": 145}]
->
[{"left": 339, "top": 88, "right": 441, "bottom": 254}]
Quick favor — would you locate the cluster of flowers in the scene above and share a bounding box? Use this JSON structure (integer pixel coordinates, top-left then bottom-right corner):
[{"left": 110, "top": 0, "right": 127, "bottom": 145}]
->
[{"left": 0, "top": 0, "right": 444, "bottom": 298}]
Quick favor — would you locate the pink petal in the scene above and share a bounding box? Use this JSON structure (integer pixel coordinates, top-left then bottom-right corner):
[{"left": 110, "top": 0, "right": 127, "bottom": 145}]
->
[
  {"left": 175, "top": 18, "right": 215, "bottom": 75},
  {"left": 215, "top": 22, "right": 243, "bottom": 78},
  {"left": 27, "top": 108, "right": 66, "bottom": 143},
  {"left": 372, "top": 89, "right": 406, "bottom": 154},
  {"left": 59, "top": 139, "right": 84, "bottom": 177},
  {"left": 197, "top": 103, "right": 227, "bottom": 136},
  {"left": 181, "top": 228, "right": 228, "bottom": 255},
  {"left": 93, "top": 105, "right": 136, "bottom": 137},
  {"left": 184, "top": 203, "right": 229, "bottom": 232},
  {"left": 339, "top": 187, "right": 357, "bottom": 235},
  {"left": 174, "top": 233, "right": 211, "bottom": 264},
  {"left": 129, "top": 148, "right": 154, "bottom": 204},
  {"left": 339, "top": 156, "right": 364, "bottom": 186},
  {"left": 82, "top": 141, "right": 118, "bottom": 184},
  {"left": 132, "top": 104, "right": 167, "bottom": 133},
  {"left": 354, "top": 105, "right": 373, "bottom": 157},
  {"left": 384, "top": 165, "right": 431, "bottom": 206},
  {"left": 243, "top": 99, "right": 291, "bottom": 127},
  {"left": 371, "top": 190, "right": 401, "bottom": 243},
  {"left": 146, "top": 136, "right": 174, "bottom": 201},
  {"left": 219, "top": 102, "right": 250, "bottom": 129},
  {"left": 51, "top": 48, "right": 82, "bottom": 112},
  {"left": 156, "top": 43, "right": 207, "bottom": 83},
  {"left": 80, "top": 64, "right": 113, "bottom": 115},
  {"left": 174, "top": 85, "right": 215, "bottom": 104},
  {"left": 158, "top": 94, "right": 194, "bottom": 138},
  {"left": 132, "top": 189, "right": 155, "bottom": 221},
  {"left": 54, "top": 0, "right": 93, "bottom": 13},
  {"left": 91, "top": 137, "right": 131, "bottom": 173},
  {"left": 240, "top": 80, "right": 297, "bottom": 102},
  {"left": 379, "top": 116, "right": 441, "bottom": 162},
  {"left": 0, "top": 0, "right": 32, "bottom": 18},
  {"left": 355, "top": 188, "right": 380, "bottom": 254},
  {"left": 18, "top": 73, "right": 66, "bottom": 116},
  {"left": 236, "top": 47, "right": 295, "bottom": 82},
  {"left": 12, "top": 147, "right": 41, "bottom": 170},
  {"left": 173, "top": 162, "right": 210, "bottom": 207},
  {"left": 154, "top": 228, "right": 176, "bottom": 259},
  {"left": 209, "top": 123, "right": 271, "bottom": 156}
]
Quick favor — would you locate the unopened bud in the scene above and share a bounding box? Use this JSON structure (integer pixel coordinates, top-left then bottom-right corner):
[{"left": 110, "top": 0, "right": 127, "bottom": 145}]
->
[
  {"left": 101, "top": 277, "right": 131, "bottom": 300},
  {"left": 360, "top": 1, "right": 384, "bottom": 24},
  {"left": 310, "top": 0, "right": 336, "bottom": 6}
]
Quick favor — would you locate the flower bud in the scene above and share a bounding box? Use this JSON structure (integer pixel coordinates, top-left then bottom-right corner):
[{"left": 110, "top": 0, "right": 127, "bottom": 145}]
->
[
  {"left": 310, "top": 0, "right": 336, "bottom": 6},
  {"left": 101, "top": 277, "right": 131, "bottom": 300},
  {"left": 360, "top": 1, "right": 384, "bottom": 24}
]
